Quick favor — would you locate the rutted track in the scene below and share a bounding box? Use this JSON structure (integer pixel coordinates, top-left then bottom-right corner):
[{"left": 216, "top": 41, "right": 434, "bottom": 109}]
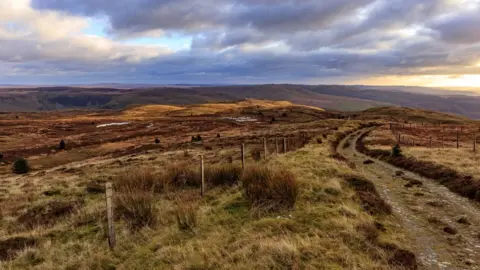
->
[{"left": 339, "top": 128, "right": 480, "bottom": 270}]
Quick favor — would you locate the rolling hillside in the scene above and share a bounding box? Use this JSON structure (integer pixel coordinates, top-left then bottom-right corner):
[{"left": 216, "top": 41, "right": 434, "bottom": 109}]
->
[{"left": 3, "top": 84, "right": 480, "bottom": 119}]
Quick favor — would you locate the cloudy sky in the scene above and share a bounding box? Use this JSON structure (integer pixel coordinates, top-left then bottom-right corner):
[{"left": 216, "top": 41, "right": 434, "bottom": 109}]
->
[{"left": 1, "top": 0, "right": 480, "bottom": 87}]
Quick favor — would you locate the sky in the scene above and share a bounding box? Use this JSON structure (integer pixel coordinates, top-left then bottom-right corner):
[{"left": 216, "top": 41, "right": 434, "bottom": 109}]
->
[{"left": 0, "top": 0, "right": 480, "bottom": 87}]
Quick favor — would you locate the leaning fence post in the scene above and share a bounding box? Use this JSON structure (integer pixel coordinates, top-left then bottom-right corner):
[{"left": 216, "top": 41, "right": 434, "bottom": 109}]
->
[
  {"left": 263, "top": 137, "right": 268, "bottom": 160},
  {"left": 283, "top": 137, "right": 287, "bottom": 153},
  {"left": 200, "top": 155, "right": 205, "bottom": 196},
  {"left": 241, "top": 144, "right": 245, "bottom": 169},
  {"left": 105, "top": 182, "right": 115, "bottom": 249}
]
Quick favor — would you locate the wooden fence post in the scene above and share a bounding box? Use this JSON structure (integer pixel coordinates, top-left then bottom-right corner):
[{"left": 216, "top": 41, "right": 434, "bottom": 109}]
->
[
  {"left": 457, "top": 130, "right": 459, "bottom": 149},
  {"left": 474, "top": 134, "right": 477, "bottom": 152},
  {"left": 283, "top": 138, "right": 287, "bottom": 153},
  {"left": 275, "top": 138, "right": 279, "bottom": 155},
  {"left": 263, "top": 137, "right": 267, "bottom": 160},
  {"left": 241, "top": 144, "right": 245, "bottom": 169},
  {"left": 201, "top": 155, "right": 205, "bottom": 196},
  {"left": 105, "top": 182, "right": 115, "bottom": 249},
  {"left": 397, "top": 133, "right": 401, "bottom": 145}
]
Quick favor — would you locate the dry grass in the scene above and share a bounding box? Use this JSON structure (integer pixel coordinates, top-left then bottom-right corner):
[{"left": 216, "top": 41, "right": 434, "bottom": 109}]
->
[
  {"left": 241, "top": 165, "right": 298, "bottom": 213},
  {"left": 0, "top": 121, "right": 415, "bottom": 269},
  {"left": 116, "top": 187, "right": 157, "bottom": 230},
  {"left": 205, "top": 163, "right": 242, "bottom": 186}
]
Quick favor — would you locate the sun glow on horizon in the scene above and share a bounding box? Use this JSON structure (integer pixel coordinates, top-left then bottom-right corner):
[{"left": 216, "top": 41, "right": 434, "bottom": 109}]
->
[{"left": 352, "top": 75, "right": 480, "bottom": 88}]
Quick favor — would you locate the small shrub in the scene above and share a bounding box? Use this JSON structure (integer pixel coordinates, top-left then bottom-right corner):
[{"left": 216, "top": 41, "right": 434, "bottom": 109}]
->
[
  {"left": 183, "top": 150, "right": 190, "bottom": 157},
  {"left": 0, "top": 153, "right": 3, "bottom": 160},
  {"left": 242, "top": 165, "right": 298, "bottom": 212},
  {"left": 12, "top": 158, "right": 30, "bottom": 174},
  {"left": 206, "top": 164, "right": 242, "bottom": 186},
  {"left": 316, "top": 137, "right": 323, "bottom": 144},
  {"left": 216, "top": 133, "right": 221, "bottom": 138},
  {"left": 205, "top": 145, "right": 213, "bottom": 151},
  {"left": 191, "top": 135, "right": 203, "bottom": 142},
  {"left": 175, "top": 202, "right": 197, "bottom": 231},
  {"left": 154, "top": 138, "right": 160, "bottom": 144},
  {"left": 59, "top": 140, "right": 66, "bottom": 150},
  {"left": 391, "top": 144, "right": 402, "bottom": 157},
  {"left": 282, "top": 112, "right": 288, "bottom": 117}
]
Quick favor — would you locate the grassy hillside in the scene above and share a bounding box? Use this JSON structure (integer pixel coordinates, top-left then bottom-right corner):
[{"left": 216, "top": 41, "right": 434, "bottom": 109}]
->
[
  {"left": 0, "top": 123, "right": 415, "bottom": 269},
  {"left": 4, "top": 84, "right": 480, "bottom": 119},
  {"left": 361, "top": 107, "right": 474, "bottom": 125}
]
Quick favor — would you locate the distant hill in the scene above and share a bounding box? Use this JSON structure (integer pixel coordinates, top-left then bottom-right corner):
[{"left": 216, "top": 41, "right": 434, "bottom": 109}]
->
[{"left": 2, "top": 84, "right": 480, "bottom": 119}]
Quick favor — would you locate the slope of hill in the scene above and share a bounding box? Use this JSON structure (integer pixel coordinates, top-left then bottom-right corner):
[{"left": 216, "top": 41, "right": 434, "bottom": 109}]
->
[
  {"left": 361, "top": 107, "right": 474, "bottom": 124},
  {"left": 3, "top": 84, "right": 480, "bottom": 119}
]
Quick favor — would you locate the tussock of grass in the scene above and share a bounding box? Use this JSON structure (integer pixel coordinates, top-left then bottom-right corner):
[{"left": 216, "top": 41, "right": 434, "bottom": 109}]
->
[
  {"left": 175, "top": 201, "right": 198, "bottom": 231},
  {"left": 164, "top": 163, "right": 201, "bottom": 188},
  {"left": 205, "top": 164, "right": 242, "bottom": 186},
  {"left": 0, "top": 237, "right": 36, "bottom": 261},
  {"left": 116, "top": 187, "right": 157, "bottom": 231},
  {"left": 18, "top": 199, "right": 83, "bottom": 230},
  {"left": 242, "top": 164, "right": 298, "bottom": 212}
]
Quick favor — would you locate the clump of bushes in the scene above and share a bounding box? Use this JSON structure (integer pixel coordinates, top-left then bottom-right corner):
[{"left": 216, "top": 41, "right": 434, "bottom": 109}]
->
[
  {"left": 12, "top": 158, "right": 30, "bottom": 174},
  {"left": 241, "top": 165, "right": 298, "bottom": 212}
]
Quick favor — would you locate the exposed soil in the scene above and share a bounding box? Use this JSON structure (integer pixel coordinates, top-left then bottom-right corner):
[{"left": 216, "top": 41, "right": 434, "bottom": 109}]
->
[{"left": 339, "top": 128, "right": 480, "bottom": 270}]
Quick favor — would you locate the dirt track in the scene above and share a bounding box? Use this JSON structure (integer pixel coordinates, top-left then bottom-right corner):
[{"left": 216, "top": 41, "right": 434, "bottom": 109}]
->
[{"left": 339, "top": 128, "right": 480, "bottom": 270}]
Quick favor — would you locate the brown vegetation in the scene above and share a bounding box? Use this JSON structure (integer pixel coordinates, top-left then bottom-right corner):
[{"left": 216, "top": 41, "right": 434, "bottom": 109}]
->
[{"left": 357, "top": 130, "right": 480, "bottom": 202}]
